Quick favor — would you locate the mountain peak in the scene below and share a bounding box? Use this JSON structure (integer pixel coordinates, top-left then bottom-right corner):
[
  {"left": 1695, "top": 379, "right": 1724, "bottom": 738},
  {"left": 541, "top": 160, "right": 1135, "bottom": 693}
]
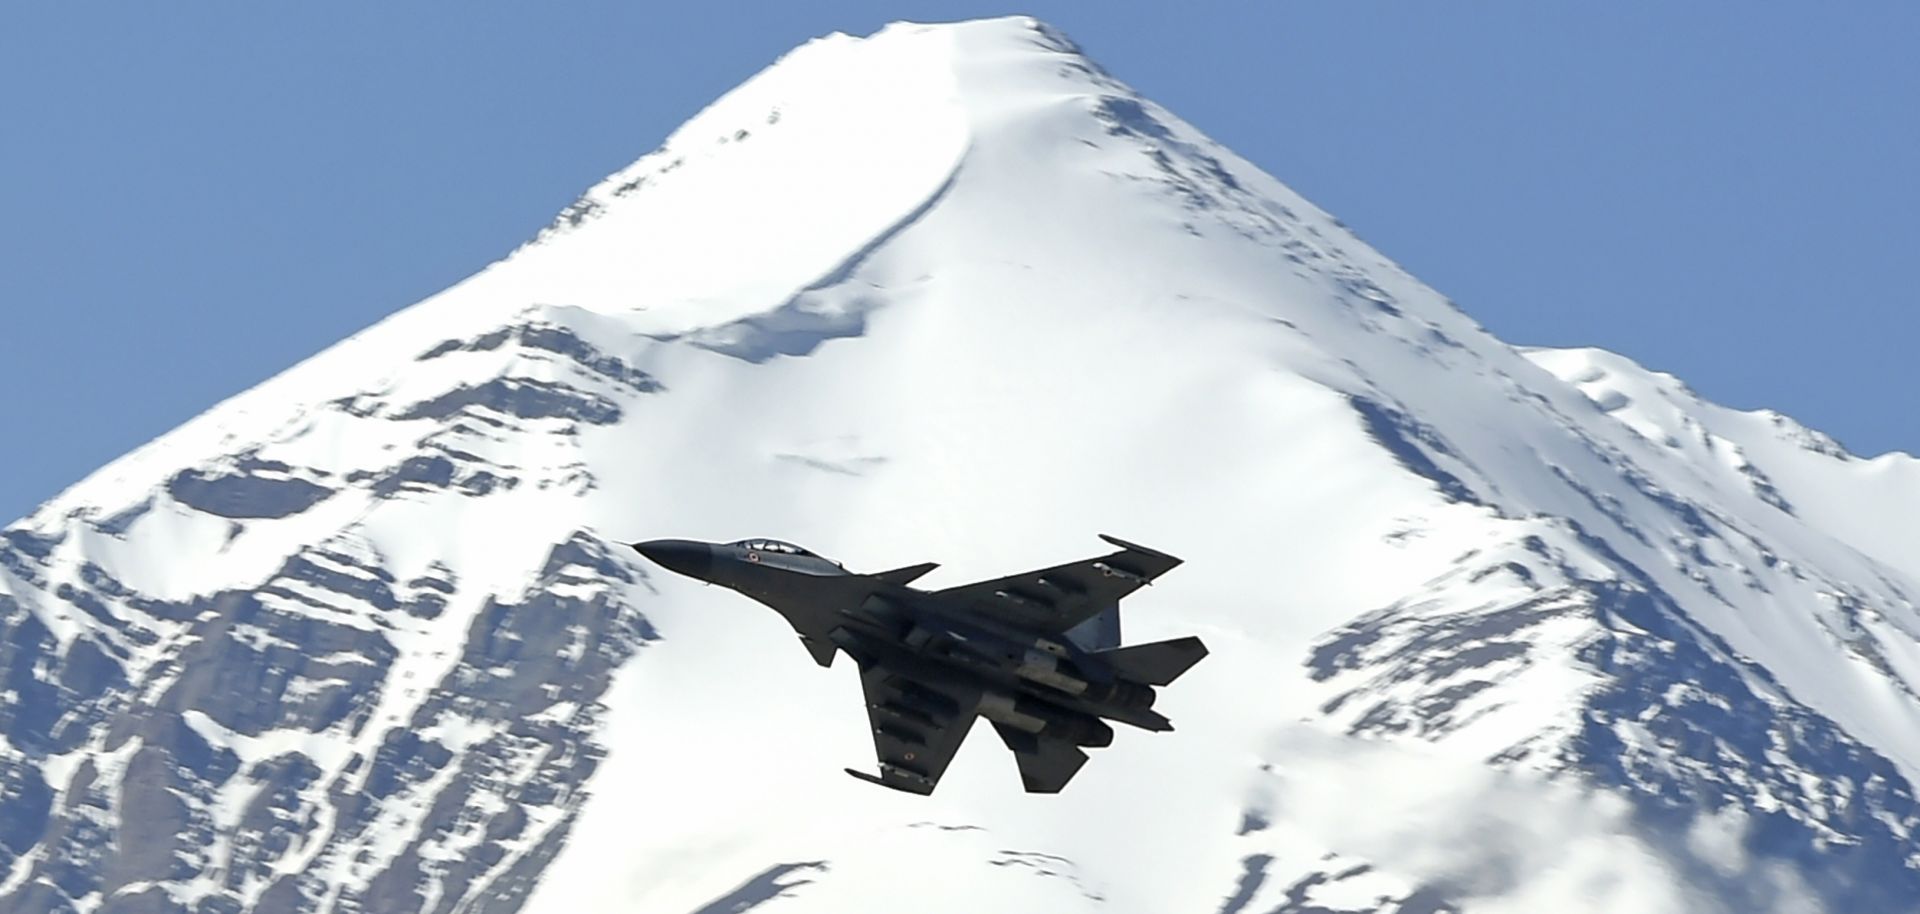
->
[{"left": 6, "top": 16, "right": 1920, "bottom": 914}]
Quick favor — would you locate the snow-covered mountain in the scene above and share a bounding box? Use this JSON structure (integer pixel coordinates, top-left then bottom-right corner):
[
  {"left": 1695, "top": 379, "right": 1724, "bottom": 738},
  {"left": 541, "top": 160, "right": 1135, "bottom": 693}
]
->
[{"left": 4, "top": 16, "right": 1919, "bottom": 914}]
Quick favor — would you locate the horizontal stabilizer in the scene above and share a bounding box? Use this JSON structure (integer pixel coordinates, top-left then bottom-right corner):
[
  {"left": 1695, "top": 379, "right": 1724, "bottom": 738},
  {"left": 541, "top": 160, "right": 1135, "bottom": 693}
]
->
[
  {"left": 871, "top": 562, "right": 940, "bottom": 586},
  {"left": 799, "top": 635, "right": 837, "bottom": 668},
  {"left": 1099, "top": 636, "right": 1209, "bottom": 686},
  {"left": 991, "top": 722, "right": 1088, "bottom": 793}
]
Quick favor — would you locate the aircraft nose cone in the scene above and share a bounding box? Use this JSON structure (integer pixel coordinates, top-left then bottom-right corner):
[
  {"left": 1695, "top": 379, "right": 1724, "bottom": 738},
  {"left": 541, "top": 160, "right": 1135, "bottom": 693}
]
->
[{"left": 632, "top": 539, "right": 714, "bottom": 580}]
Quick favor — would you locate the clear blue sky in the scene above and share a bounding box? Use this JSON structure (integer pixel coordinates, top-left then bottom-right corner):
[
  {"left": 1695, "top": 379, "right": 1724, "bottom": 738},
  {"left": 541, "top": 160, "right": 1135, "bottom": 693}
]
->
[{"left": 3, "top": 3, "right": 1915, "bottom": 523}]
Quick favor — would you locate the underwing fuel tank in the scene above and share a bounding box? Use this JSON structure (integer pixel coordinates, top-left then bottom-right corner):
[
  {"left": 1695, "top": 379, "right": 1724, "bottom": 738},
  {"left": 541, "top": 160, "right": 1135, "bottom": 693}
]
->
[
  {"left": 629, "top": 532, "right": 1208, "bottom": 795},
  {"left": 976, "top": 692, "right": 1115, "bottom": 747},
  {"left": 1013, "top": 648, "right": 1090, "bottom": 695},
  {"left": 1079, "top": 677, "right": 1155, "bottom": 708},
  {"left": 906, "top": 625, "right": 1096, "bottom": 695}
]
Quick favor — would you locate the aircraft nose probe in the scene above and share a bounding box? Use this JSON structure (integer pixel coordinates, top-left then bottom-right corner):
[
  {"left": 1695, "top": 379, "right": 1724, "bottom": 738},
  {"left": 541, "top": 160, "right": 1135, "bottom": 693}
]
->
[{"left": 631, "top": 539, "right": 714, "bottom": 579}]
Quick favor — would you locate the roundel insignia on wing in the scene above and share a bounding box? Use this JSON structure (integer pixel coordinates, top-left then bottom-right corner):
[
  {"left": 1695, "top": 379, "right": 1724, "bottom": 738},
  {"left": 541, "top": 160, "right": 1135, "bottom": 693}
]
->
[{"left": 748, "top": 552, "right": 760, "bottom": 562}]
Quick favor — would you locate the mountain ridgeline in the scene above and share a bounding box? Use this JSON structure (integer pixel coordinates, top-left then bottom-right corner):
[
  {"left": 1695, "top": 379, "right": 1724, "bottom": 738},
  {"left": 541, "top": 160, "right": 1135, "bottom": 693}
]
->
[{"left": 4, "top": 16, "right": 1919, "bottom": 914}]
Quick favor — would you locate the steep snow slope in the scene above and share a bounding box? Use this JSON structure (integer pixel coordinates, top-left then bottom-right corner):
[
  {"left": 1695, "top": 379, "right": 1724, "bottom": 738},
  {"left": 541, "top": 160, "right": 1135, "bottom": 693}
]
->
[
  {"left": 1525, "top": 345, "right": 1920, "bottom": 581},
  {"left": 3, "top": 16, "right": 1919, "bottom": 914}
]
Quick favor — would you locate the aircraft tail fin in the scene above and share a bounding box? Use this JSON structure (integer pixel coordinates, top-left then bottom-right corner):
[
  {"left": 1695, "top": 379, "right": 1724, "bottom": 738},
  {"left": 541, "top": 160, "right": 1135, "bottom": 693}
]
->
[
  {"left": 1063, "top": 603, "right": 1122, "bottom": 651},
  {"left": 870, "top": 562, "right": 939, "bottom": 586},
  {"left": 1097, "top": 636, "right": 1209, "bottom": 686}
]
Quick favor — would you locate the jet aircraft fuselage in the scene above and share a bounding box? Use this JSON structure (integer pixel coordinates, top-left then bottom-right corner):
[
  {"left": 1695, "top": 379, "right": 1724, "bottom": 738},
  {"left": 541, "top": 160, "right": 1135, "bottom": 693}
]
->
[{"left": 632, "top": 535, "right": 1207, "bottom": 795}]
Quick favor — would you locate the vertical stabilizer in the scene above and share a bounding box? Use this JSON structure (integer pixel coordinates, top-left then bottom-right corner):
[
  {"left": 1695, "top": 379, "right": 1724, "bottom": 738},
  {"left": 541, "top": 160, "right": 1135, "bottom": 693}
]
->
[{"left": 1063, "top": 603, "right": 1122, "bottom": 651}]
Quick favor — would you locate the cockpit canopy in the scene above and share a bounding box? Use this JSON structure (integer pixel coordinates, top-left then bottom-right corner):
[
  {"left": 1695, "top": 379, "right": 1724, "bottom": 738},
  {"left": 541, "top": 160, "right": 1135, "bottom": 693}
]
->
[
  {"left": 730, "top": 538, "right": 815, "bottom": 556},
  {"left": 728, "top": 539, "right": 845, "bottom": 570},
  {"left": 725, "top": 533, "right": 840, "bottom": 572}
]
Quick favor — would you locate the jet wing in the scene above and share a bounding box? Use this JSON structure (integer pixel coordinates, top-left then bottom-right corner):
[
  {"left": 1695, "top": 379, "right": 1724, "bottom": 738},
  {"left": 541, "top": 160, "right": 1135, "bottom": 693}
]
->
[
  {"left": 931, "top": 534, "right": 1182, "bottom": 634},
  {"left": 845, "top": 664, "right": 979, "bottom": 796}
]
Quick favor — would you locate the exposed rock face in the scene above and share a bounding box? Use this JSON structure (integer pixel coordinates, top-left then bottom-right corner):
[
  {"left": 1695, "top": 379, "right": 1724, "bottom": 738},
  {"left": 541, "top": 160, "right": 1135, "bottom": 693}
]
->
[
  {"left": 0, "top": 530, "right": 653, "bottom": 914},
  {"left": 4, "top": 14, "right": 1920, "bottom": 914}
]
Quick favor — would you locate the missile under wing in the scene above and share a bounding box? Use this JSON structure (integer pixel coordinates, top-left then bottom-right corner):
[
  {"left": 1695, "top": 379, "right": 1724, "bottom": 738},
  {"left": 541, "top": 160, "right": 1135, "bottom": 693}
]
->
[{"left": 632, "top": 534, "right": 1208, "bottom": 795}]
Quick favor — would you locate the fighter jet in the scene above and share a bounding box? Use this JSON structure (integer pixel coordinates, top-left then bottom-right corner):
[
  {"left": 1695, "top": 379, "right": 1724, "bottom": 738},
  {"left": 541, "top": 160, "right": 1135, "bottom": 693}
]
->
[{"left": 631, "top": 534, "right": 1207, "bottom": 795}]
